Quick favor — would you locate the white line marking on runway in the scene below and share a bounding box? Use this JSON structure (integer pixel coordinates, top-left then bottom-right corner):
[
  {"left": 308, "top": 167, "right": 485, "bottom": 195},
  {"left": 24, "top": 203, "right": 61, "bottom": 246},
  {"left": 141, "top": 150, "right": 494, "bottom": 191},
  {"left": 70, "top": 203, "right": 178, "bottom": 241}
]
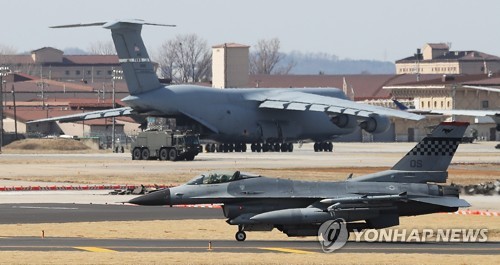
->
[{"left": 12, "top": 206, "right": 79, "bottom": 210}]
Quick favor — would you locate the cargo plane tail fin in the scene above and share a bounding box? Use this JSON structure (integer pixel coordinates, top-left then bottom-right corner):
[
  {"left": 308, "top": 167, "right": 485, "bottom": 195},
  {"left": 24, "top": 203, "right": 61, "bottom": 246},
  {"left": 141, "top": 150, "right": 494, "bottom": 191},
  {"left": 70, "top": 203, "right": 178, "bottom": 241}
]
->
[{"left": 51, "top": 19, "right": 175, "bottom": 95}]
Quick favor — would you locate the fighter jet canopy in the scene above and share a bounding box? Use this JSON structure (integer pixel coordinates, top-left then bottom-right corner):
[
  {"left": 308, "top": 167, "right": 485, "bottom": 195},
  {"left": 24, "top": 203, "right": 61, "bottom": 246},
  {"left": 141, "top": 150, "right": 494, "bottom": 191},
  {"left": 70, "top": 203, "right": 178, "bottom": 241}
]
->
[{"left": 187, "top": 171, "right": 260, "bottom": 185}]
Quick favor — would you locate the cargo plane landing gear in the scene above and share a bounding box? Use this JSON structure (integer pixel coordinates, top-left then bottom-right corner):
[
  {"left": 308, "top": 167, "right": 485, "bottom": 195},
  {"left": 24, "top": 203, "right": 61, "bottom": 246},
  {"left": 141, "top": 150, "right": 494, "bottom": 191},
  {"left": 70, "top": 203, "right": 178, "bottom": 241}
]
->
[
  {"left": 205, "top": 143, "right": 247, "bottom": 153},
  {"left": 314, "top": 142, "right": 333, "bottom": 152},
  {"left": 250, "top": 143, "right": 293, "bottom": 152},
  {"left": 205, "top": 142, "right": 295, "bottom": 153}
]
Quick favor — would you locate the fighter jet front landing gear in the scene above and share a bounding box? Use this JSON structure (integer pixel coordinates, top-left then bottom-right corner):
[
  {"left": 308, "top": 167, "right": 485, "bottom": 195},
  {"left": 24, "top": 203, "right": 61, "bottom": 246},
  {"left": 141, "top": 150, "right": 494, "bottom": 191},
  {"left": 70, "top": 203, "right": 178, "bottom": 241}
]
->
[
  {"left": 235, "top": 231, "right": 247, "bottom": 241},
  {"left": 235, "top": 225, "right": 247, "bottom": 241}
]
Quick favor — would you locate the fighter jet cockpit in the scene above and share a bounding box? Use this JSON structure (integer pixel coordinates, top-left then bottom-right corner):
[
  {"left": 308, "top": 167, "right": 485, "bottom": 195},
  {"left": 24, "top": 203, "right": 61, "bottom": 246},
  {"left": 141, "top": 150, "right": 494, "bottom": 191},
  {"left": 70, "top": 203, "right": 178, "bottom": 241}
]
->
[{"left": 186, "top": 171, "right": 260, "bottom": 185}]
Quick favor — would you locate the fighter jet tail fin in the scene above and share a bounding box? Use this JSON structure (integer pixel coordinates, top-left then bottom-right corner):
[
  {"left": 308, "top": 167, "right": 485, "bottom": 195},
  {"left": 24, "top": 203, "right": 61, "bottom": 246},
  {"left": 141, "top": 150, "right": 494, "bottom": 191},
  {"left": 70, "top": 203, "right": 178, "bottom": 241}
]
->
[
  {"left": 391, "top": 122, "right": 468, "bottom": 172},
  {"left": 52, "top": 19, "right": 175, "bottom": 96},
  {"left": 351, "top": 122, "right": 468, "bottom": 183}
]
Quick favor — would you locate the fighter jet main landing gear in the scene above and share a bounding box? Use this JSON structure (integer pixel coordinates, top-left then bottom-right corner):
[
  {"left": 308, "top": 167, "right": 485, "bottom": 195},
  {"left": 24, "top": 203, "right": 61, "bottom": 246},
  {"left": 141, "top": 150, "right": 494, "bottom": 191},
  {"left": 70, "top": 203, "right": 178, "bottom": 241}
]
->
[{"left": 235, "top": 225, "right": 247, "bottom": 241}]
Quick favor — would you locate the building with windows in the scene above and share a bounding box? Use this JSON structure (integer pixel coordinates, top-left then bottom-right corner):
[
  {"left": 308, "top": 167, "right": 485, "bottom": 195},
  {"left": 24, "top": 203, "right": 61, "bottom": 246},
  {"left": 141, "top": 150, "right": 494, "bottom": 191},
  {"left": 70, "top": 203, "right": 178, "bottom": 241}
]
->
[
  {"left": 396, "top": 43, "right": 500, "bottom": 75},
  {"left": 0, "top": 47, "right": 120, "bottom": 83},
  {"left": 384, "top": 73, "right": 500, "bottom": 141}
]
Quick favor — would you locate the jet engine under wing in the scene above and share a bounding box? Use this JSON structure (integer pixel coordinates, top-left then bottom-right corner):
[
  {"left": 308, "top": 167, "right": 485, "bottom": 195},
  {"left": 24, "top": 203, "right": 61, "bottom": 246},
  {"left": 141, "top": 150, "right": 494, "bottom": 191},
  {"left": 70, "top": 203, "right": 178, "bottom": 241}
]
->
[
  {"left": 27, "top": 107, "right": 134, "bottom": 123},
  {"left": 257, "top": 91, "right": 424, "bottom": 120}
]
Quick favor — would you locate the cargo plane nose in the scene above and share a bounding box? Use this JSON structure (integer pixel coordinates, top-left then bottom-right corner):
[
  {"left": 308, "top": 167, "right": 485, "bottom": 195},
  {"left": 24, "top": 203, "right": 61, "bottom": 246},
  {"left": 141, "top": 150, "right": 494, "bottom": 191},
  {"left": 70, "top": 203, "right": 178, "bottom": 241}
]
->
[{"left": 128, "top": 188, "right": 171, "bottom": 206}]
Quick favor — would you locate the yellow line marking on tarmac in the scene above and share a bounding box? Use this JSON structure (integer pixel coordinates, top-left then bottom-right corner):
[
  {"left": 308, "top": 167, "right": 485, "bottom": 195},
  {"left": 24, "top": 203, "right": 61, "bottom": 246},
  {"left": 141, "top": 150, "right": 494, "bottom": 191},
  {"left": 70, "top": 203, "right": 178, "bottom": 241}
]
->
[
  {"left": 259, "top": 247, "right": 315, "bottom": 254},
  {"left": 73, "top": 247, "right": 117, "bottom": 253}
]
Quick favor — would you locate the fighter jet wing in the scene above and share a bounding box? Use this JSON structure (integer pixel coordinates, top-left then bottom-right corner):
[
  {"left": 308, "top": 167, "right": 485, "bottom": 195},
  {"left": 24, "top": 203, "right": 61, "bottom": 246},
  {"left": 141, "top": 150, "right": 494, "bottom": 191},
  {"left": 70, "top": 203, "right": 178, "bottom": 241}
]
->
[
  {"left": 409, "top": 196, "right": 470, "bottom": 207},
  {"left": 27, "top": 107, "right": 134, "bottom": 123},
  {"left": 257, "top": 91, "right": 424, "bottom": 120}
]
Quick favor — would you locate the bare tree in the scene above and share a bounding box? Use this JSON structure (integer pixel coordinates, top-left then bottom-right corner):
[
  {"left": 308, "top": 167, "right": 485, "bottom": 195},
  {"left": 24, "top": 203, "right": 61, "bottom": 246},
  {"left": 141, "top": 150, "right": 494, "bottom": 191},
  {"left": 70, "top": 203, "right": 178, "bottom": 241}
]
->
[
  {"left": 88, "top": 41, "right": 116, "bottom": 55},
  {"left": 250, "top": 38, "right": 295, "bottom": 75},
  {"left": 0, "top": 44, "right": 34, "bottom": 75},
  {"left": 0, "top": 44, "right": 17, "bottom": 65},
  {"left": 156, "top": 34, "right": 212, "bottom": 83}
]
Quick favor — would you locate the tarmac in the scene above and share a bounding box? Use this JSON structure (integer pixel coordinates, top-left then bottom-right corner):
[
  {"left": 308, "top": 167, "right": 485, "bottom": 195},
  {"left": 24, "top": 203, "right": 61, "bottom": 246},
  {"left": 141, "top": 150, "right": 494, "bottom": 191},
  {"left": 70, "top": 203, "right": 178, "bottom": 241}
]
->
[
  {"left": 0, "top": 142, "right": 498, "bottom": 257},
  {"left": 0, "top": 142, "right": 498, "bottom": 180},
  {"left": 0, "top": 237, "right": 498, "bottom": 255},
  {"left": 0, "top": 203, "right": 222, "bottom": 224}
]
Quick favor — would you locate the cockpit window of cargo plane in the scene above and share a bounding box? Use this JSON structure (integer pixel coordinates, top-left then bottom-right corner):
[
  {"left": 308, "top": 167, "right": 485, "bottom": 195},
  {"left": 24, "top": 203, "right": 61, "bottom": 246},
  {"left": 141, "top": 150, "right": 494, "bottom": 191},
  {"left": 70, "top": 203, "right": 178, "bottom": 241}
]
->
[{"left": 187, "top": 171, "right": 259, "bottom": 185}]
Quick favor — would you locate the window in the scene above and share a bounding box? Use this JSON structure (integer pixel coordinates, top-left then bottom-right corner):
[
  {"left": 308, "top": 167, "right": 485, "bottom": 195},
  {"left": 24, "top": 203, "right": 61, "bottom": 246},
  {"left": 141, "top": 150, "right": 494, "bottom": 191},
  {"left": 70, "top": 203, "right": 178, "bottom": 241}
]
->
[
  {"left": 434, "top": 101, "right": 437, "bottom": 108},
  {"left": 447, "top": 101, "right": 451, "bottom": 108},
  {"left": 421, "top": 102, "right": 425, "bottom": 108},
  {"left": 482, "top": 100, "right": 489, "bottom": 109},
  {"left": 107, "top": 70, "right": 112, "bottom": 75},
  {"left": 65, "top": 70, "right": 70, "bottom": 75},
  {"left": 96, "top": 70, "right": 101, "bottom": 75},
  {"left": 75, "top": 70, "right": 81, "bottom": 75},
  {"left": 441, "top": 101, "right": 444, "bottom": 108},
  {"left": 427, "top": 101, "right": 430, "bottom": 108},
  {"left": 86, "top": 70, "right": 91, "bottom": 75}
]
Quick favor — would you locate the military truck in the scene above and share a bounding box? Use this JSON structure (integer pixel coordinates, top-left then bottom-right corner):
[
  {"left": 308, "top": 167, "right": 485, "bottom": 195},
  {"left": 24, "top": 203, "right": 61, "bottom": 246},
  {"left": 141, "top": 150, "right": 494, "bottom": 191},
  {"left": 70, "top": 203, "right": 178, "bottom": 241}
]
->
[{"left": 131, "top": 130, "right": 200, "bottom": 161}]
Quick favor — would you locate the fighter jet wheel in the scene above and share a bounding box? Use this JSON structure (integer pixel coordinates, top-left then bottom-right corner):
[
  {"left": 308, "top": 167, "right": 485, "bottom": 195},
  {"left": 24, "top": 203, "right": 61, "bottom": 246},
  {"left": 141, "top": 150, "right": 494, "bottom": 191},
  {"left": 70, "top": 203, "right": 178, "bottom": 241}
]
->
[{"left": 235, "top": 231, "right": 246, "bottom": 242}]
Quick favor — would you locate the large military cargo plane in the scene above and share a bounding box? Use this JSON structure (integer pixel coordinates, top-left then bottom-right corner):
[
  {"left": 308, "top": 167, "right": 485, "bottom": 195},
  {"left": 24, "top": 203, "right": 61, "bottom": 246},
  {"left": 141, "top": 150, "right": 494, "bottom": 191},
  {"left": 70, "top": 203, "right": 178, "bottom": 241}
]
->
[
  {"left": 29, "top": 19, "right": 423, "bottom": 152},
  {"left": 129, "top": 122, "right": 470, "bottom": 241}
]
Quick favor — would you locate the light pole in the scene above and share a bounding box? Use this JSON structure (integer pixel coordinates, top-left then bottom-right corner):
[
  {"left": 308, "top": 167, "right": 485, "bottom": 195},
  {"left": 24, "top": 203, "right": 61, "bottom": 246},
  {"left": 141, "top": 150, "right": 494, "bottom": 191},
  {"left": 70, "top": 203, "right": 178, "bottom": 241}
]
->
[
  {"left": 111, "top": 69, "right": 123, "bottom": 152},
  {"left": 11, "top": 85, "right": 17, "bottom": 140},
  {"left": 0, "top": 66, "right": 11, "bottom": 153},
  {"left": 36, "top": 80, "right": 48, "bottom": 109}
]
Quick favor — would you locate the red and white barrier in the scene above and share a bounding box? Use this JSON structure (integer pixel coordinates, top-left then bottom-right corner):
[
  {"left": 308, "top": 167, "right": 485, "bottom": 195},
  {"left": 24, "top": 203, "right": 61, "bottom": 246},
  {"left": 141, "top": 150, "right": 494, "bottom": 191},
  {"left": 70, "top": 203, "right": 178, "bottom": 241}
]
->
[{"left": 446, "top": 210, "right": 499, "bottom": 217}]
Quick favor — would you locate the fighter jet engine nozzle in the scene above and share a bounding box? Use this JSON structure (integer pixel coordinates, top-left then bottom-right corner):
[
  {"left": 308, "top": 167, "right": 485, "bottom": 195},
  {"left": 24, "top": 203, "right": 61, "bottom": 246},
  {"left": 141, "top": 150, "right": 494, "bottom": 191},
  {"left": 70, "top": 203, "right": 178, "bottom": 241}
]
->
[
  {"left": 128, "top": 188, "right": 171, "bottom": 206},
  {"left": 330, "top": 114, "right": 357, "bottom": 129},
  {"left": 359, "top": 114, "right": 390, "bottom": 134}
]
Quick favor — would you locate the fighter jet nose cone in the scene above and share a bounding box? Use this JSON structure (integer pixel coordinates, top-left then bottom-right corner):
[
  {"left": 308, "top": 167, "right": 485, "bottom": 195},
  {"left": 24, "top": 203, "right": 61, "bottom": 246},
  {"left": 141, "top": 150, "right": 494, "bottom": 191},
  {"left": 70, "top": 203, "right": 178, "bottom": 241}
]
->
[{"left": 128, "top": 188, "right": 171, "bottom": 206}]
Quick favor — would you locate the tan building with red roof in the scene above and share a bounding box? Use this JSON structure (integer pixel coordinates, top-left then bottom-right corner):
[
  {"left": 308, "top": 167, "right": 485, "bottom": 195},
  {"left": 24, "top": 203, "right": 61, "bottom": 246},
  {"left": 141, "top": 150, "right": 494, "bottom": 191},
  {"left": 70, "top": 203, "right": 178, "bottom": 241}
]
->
[
  {"left": 1, "top": 47, "right": 120, "bottom": 83},
  {"left": 384, "top": 73, "right": 500, "bottom": 141},
  {"left": 396, "top": 43, "right": 500, "bottom": 75}
]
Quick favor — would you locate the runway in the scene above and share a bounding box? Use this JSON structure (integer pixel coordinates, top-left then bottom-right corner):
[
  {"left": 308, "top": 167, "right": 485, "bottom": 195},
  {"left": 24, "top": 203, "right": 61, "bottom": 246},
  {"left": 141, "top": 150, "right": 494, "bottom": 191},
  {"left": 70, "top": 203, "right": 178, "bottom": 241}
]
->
[
  {"left": 1, "top": 203, "right": 498, "bottom": 255},
  {"left": 0, "top": 143, "right": 498, "bottom": 261},
  {"left": 0, "top": 237, "right": 497, "bottom": 254},
  {"left": 0, "top": 203, "right": 222, "bottom": 224}
]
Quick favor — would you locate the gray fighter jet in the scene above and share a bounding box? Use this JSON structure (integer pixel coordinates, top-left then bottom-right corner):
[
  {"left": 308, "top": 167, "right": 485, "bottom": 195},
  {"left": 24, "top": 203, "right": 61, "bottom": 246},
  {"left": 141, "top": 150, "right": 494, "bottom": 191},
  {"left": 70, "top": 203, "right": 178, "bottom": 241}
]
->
[
  {"left": 29, "top": 19, "right": 422, "bottom": 152},
  {"left": 129, "top": 122, "right": 470, "bottom": 241}
]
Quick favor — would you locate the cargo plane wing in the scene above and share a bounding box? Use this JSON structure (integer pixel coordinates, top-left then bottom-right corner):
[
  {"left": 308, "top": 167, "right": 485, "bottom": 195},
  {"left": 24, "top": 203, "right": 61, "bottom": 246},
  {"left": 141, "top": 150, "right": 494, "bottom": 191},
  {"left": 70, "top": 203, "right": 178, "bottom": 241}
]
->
[{"left": 29, "top": 19, "right": 423, "bottom": 152}]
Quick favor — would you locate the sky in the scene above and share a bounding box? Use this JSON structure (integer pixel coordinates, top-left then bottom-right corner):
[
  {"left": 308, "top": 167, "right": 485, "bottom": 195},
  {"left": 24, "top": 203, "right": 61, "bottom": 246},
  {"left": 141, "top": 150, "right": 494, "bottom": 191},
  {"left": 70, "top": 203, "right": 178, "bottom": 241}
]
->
[{"left": 1, "top": 0, "right": 500, "bottom": 62}]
